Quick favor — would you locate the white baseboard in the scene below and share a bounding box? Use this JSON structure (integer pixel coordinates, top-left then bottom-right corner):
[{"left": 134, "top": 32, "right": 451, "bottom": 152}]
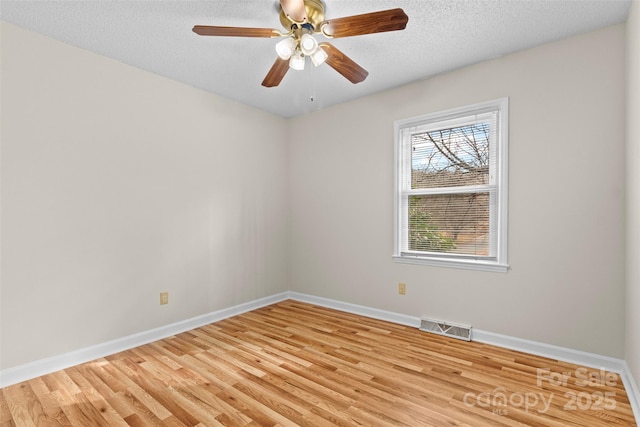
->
[
  {"left": 286, "top": 291, "right": 421, "bottom": 328},
  {"left": 1, "top": 290, "right": 638, "bottom": 425},
  {"left": 471, "top": 329, "right": 628, "bottom": 373},
  {"left": 621, "top": 361, "right": 640, "bottom": 426},
  {"left": 0, "top": 292, "right": 289, "bottom": 388}
]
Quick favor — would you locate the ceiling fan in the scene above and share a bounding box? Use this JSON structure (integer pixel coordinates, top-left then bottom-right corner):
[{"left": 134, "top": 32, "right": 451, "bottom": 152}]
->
[{"left": 192, "top": 0, "right": 408, "bottom": 87}]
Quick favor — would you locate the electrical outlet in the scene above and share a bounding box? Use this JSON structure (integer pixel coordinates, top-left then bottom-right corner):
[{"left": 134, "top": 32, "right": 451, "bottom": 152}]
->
[
  {"left": 398, "top": 283, "right": 406, "bottom": 295},
  {"left": 160, "top": 291, "right": 169, "bottom": 305}
]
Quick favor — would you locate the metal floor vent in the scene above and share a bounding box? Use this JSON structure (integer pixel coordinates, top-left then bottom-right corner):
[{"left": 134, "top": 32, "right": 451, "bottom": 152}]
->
[{"left": 419, "top": 318, "right": 472, "bottom": 341}]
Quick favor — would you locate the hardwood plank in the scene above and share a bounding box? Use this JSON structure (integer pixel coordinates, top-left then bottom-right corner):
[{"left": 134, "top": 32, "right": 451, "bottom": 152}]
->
[
  {"left": 2, "top": 384, "right": 37, "bottom": 427},
  {"left": 70, "top": 363, "right": 135, "bottom": 422},
  {"left": 1, "top": 300, "right": 637, "bottom": 426}
]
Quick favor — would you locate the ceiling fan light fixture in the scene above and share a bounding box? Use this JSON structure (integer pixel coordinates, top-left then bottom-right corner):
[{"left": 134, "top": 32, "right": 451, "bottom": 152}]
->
[
  {"left": 275, "top": 37, "right": 297, "bottom": 60},
  {"left": 299, "top": 33, "right": 318, "bottom": 56},
  {"left": 289, "top": 50, "right": 306, "bottom": 70},
  {"left": 194, "top": 3, "right": 409, "bottom": 88},
  {"left": 310, "top": 46, "right": 328, "bottom": 66}
]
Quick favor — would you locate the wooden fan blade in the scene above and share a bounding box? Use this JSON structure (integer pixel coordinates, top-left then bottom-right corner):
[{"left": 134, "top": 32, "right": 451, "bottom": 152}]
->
[
  {"left": 280, "top": 0, "right": 307, "bottom": 23},
  {"left": 321, "top": 8, "right": 408, "bottom": 38},
  {"left": 319, "top": 43, "right": 368, "bottom": 84},
  {"left": 193, "top": 25, "right": 278, "bottom": 38},
  {"left": 262, "top": 57, "right": 290, "bottom": 87}
]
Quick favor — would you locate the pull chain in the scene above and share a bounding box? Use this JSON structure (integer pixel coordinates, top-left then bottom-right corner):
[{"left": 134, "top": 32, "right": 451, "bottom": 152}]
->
[{"left": 309, "top": 62, "right": 316, "bottom": 102}]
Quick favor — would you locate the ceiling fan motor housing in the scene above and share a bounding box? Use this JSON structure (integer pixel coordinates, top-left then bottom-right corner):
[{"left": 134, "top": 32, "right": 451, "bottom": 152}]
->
[{"left": 279, "top": 0, "right": 326, "bottom": 30}]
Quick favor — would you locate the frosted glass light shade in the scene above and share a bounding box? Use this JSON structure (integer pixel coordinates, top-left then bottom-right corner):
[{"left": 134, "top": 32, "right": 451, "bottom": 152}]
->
[
  {"left": 289, "top": 50, "right": 305, "bottom": 70},
  {"left": 310, "top": 46, "right": 328, "bottom": 66},
  {"left": 275, "top": 37, "right": 297, "bottom": 60},
  {"left": 299, "top": 33, "right": 318, "bottom": 56}
]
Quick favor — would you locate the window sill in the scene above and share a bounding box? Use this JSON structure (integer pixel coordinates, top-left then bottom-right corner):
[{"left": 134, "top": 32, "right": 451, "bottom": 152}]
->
[{"left": 392, "top": 255, "right": 509, "bottom": 273}]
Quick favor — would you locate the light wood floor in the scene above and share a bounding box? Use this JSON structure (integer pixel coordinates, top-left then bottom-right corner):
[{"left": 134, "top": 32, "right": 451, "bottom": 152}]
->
[{"left": 1, "top": 300, "right": 637, "bottom": 426}]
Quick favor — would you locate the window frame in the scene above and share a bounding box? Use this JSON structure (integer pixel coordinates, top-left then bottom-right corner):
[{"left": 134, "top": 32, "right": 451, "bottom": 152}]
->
[{"left": 393, "top": 98, "right": 509, "bottom": 272}]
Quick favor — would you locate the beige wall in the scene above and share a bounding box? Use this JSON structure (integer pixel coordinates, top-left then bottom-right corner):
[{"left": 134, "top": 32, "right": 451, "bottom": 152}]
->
[
  {"left": 0, "top": 20, "right": 630, "bottom": 369},
  {"left": 626, "top": 0, "right": 640, "bottom": 387},
  {"left": 289, "top": 24, "right": 627, "bottom": 358},
  {"left": 0, "top": 22, "right": 289, "bottom": 369}
]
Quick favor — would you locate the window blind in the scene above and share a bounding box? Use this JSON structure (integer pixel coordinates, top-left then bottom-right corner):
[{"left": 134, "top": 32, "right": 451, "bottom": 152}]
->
[{"left": 400, "top": 111, "right": 499, "bottom": 259}]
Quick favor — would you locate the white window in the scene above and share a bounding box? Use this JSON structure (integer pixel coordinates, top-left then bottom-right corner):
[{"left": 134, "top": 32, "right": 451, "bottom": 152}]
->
[{"left": 393, "top": 98, "right": 509, "bottom": 272}]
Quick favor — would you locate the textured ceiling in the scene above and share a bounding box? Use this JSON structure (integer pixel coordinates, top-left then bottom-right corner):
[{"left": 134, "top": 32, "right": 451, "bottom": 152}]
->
[{"left": 0, "top": 0, "right": 631, "bottom": 118}]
